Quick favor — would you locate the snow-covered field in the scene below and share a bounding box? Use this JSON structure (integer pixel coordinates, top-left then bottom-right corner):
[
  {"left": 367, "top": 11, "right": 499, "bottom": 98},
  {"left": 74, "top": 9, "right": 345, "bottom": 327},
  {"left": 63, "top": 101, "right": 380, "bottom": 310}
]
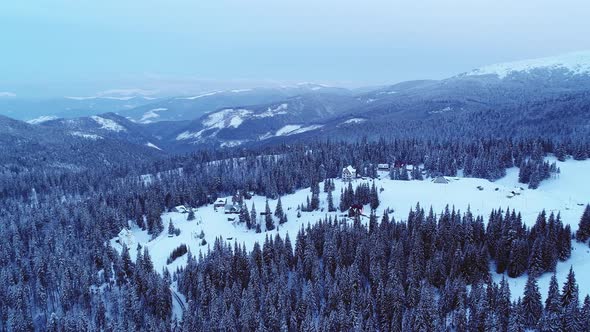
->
[{"left": 111, "top": 156, "right": 590, "bottom": 301}]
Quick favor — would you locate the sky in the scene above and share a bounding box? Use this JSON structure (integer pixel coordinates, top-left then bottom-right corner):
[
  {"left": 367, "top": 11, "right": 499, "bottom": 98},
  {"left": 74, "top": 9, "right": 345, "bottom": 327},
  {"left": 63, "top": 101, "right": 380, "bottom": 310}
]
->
[{"left": 1, "top": 0, "right": 589, "bottom": 97}]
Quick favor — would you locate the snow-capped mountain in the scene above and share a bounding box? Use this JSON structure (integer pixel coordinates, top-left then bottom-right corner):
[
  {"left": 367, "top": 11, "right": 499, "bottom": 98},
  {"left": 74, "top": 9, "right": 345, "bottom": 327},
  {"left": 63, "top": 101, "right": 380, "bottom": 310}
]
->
[
  {"left": 0, "top": 114, "right": 163, "bottom": 170},
  {"left": 465, "top": 50, "right": 590, "bottom": 79},
  {"left": 10, "top": 51, "right": 590, "bottom": 153},
  {"left": 167, "top": 93, "right": 362, "bottom": 149},
  {"left": 38, "top": 113, "right": 164, "bottom": 149}
]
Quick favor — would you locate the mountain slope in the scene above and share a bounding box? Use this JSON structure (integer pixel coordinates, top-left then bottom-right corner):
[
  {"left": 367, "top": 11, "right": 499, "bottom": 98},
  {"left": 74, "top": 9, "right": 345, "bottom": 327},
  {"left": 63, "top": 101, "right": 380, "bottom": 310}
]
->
[
  {"left": 166, "top": 92, "right": 361, "bottom": 149},
  {"left": 38, "top": 112, "right": 169, "bottom": 150},
  {"left": 301, "top": 50, "right": 590, "bottom": 141},
  {"left": 0, "top": 115, "right": 164, "bottom": 171},
  {"left": 465, "top": 50, "right": 590, "bottom": 78},
  {"left": 119, "top": 84, "right": 352, "bottom": 123},
  {"left": 12, "top": 51, "right": 590, "bottom": 152},
  {"left": 0, "top": 96, "right": 160, "bottom": 122}
]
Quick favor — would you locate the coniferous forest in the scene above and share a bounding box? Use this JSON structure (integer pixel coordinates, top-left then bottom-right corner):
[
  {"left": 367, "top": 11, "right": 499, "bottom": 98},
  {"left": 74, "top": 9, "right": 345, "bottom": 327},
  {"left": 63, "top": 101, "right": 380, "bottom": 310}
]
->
[
  {"left": 4, "top": 2, "right": 590, "bottom": 330},
  {"left": 177, "top": 206, "right": 588, "bottom": 331},
  {"left": 1, "top": 133, "right": 590, "bottom": 330}
]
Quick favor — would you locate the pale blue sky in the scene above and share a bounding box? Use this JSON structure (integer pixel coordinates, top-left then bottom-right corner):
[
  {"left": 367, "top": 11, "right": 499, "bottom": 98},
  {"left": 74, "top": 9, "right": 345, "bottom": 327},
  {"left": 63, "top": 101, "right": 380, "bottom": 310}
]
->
[{"left": 1, "top": 0, "right": 589, "bottom": 97}]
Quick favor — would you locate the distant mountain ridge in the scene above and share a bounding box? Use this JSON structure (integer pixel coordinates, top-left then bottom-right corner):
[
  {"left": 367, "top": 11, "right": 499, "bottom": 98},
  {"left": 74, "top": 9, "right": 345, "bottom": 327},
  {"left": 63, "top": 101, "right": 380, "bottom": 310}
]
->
[
  {"left": 3, "top": 50, "right": 590, "bottom": 153},
  {"left": 0, "top": 114, "right": 163, "bottom": 171},
  {"left": 117, "top": 84, "right": 353, "bottom": 124},
  {"left": 464, "top": 50, "right": 590, "bottom": 79}
]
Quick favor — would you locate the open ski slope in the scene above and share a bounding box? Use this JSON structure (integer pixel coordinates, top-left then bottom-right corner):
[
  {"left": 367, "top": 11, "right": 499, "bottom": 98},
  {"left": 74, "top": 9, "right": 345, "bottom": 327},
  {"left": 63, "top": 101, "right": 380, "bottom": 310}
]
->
[{"left": 111, "top": 156, "right": 590, "bottom": 301}]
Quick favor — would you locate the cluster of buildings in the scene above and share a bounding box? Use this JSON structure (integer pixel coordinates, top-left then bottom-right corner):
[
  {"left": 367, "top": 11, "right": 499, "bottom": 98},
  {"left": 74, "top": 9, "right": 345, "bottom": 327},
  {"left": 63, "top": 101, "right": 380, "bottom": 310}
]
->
[
  {"left": 213, "top": 198, "right": 242, "bottom": 214},
  {"left": 342, "top": 163, "right": 449, "bottom": 184}
]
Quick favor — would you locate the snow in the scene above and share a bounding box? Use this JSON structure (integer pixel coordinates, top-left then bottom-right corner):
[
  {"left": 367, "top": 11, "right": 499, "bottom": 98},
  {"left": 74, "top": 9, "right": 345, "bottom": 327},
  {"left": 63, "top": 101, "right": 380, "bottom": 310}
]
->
[
  {"left": 66, "top": 89, "right": 157, "bottom": 101},
  {"left": 111, "top": 156, "right": 590, "bottom": 301},
  {"left": 231, "top": 89, "right": 252, "bottom": 93},
  {"left": 467, "top": 50, "right": 590, "bottom": 79},
  {"left": 175, "top": 131, "right": 202, "bottom": 141},
  {"left": 220, "top": 140, "right": 247, "bottom": 148},
  {"left": 101, "top": 96, "right": 135, "bottom": 101},
  {"left": 140, "top": 108, "right": 167, "bottom": 123},
  {"left": 275, "top": 125, "right": 302, "bottom": 136},
  {"left": 296, "top": 82, "right": 330, "bottom": 88},
  {"left": 27, "top": 116, "right": 58, "bottom": 124},
  {"left": 430, "top": 106, "right": 460, "bottom": 114},
  {"left": 202, "top": 108, "right": 252, "bottom": 130},
  {"left": 170, "top": 282, "right": 187, "bottom": 320},
  {"left": 258, "top": 132, "right": 274, "bottom": 140},
  {"left": 145, "top": 142, "right": 162, "bottom": 150},
  {"left": 275, "top": 124, "right": 322, "bottom": 136},
  {"left": 65, "top": 96, "right": 96, "bottom": 101},
  {"left": 70, "top": 131, "right": 103, "bottom": 140},
  {"left": 178, "top": 91, "right": 221, "bottom": 100},
  {"left": 342, "top": 118, "right": 366, "bottom": 125},
  {"left": 377, "top": 91, "right": 398, "bottom": 95},
  {"left": 253, "top": 103, "right": 288, "bottom": 118},
  {"left": 90, "top": 116, "right": 126, "bottom": 132},
  {"left": 176, "top": 109, "right": 254, "bottom": 142}
]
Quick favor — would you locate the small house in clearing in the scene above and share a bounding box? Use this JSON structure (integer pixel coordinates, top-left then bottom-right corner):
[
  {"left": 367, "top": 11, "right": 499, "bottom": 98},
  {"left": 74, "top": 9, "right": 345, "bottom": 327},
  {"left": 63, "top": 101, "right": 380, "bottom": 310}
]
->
[
  {"left": 432, "top": 176, "right": 449, "bottom": 184},
  {"left": 342, "top": 165, "right": 357, "bottom": 181},
  {"left": 224, "top": 203, "right": 241, "bottom": 214},
  {"left": 172, "top": 205, "right": 188, "bottom": 213},
  {"left": 214, "top": 198, "right": 226, "bottom": 208},
  {"left": 377, "top": 163, "right": 390, "bottom": 171}
]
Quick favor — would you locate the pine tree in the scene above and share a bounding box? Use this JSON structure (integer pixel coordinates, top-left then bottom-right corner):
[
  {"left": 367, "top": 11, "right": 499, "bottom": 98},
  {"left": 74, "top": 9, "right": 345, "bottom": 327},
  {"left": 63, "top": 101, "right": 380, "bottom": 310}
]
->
[
  {"left": 518, "top": 160, "right": 530, "bottom": 184},
  {"left": 528, "top": 237, "right": 545, "bottom": 277},
  {"left": 168, "top": 220, "right": 176, "bottom": 236},
  {"left": 508, "top": 298, "right": 526, "bottom": 332},
  {"left": 538, "top": 274, "right": 562, "bottom": 332},
  {"left": 413, "top": 283, "right": 439, "bottom": 331},
  {"left": 250, "top": 203, "right": 257, "bottom": 230},
  {"left": 265, "top": 199, "right": 274, "bottom": 231},
  {"left": 522, "top": 275, "right": 542, "bottom": 329},
  {"left": 242, "top": 204, "right": 251, "bottom": 228},
  {"left": 327, "top": 190, "right": 335, "bottom": 212},
  {"left": 581, "top": 295, "right": 590, "bottom": 331},
  {"left": 274, "top": 197, "right": 283, "bottom": 218},
  {"left": 529, "top": 168, "right": 541, "bottom": 189},
  {"left": 121, "top": 244, "right": 133, "bottom": 279},
  {"left": 339, "top": 188, "right": 347, "bottom": 212},
  {"left": 370, "top": 182, "right": 379, "bottom": 210},
  {"left": 187, "top": 209, "right": 195, "bottom": 221},
  {"left": 562, "top": 266, "right": 579, "bottom": 308},
  {"left": 310, "top": 181, "right": 320, "bottom": 211},
  {"left": 555, "top": 144, "right": 567, "bottom": 162},
  {"left": 545, "top": 274, "right": 561, "bottom": 313},
  {"left": 280, "top": 213, "right": 288, "bottom": 225},
  {"left": 575, "top": 204, "right": 590, "bottom": 243}
]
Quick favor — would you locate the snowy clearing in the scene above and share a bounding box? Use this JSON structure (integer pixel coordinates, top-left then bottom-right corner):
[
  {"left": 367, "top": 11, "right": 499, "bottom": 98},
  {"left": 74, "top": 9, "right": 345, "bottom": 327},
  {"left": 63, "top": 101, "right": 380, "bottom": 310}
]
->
[
  {"left": 178, "top": 91, "right": 221, "bottom": 100},
  {"left": 276, "top": 124, "right": 322, "bottom": 136},
  {"left": 91, "top": 116, "right": 126, "bottom": 132},
  {"left": 341, "top": 118, "right": 367, "bottom": 125},
  {"left": 27, "top": 115, "right": 58, "bottom": 124},
  {"left": 145, "top": 142, "right": 162, "bottom": 150},
  {"left": 140, "top": 108, "right": 167, "bottom": 123},
  {"left": 70, "top": 131, "right": 103, "bottom": 140},
  {"left": 111, "top": 157, "right": 590, "bottom": 300}
]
